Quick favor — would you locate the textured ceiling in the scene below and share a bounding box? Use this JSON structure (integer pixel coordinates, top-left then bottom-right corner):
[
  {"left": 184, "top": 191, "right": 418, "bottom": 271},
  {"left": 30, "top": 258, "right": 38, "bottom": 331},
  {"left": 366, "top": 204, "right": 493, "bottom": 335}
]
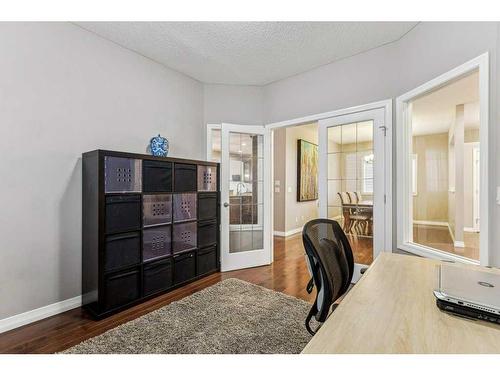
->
[
  {"left": 75, "top": 22, "right": 418, "bottom": 85},
  {"left": 412, "top": 71, "right": 479, "bottom": 136}
]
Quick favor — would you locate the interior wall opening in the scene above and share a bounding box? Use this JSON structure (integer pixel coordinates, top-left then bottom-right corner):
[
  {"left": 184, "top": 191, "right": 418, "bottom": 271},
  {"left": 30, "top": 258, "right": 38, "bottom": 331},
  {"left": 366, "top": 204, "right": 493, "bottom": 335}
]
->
[
  {"left": 272, "top": 122, "right": 320, "bottom": 257},
  {"left": 408, "top": 70, "right": 480, "bottom": 261}
]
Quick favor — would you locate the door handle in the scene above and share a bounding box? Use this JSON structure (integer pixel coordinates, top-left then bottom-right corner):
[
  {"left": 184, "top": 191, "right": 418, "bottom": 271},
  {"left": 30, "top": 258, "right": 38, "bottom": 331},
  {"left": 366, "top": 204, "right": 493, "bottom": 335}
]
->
[{"left": 223, "top": 202, "right": 229, "bottom": 208}]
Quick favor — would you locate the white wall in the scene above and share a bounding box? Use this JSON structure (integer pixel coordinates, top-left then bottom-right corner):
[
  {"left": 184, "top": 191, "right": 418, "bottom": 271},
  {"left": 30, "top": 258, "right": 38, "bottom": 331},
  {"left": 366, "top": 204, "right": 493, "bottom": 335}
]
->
[
  {"left": 203, "top": 84, "right": 264, "bottom": 125},
  {"left": 0, "top": 23, "right": 204, "bottom": 320}
]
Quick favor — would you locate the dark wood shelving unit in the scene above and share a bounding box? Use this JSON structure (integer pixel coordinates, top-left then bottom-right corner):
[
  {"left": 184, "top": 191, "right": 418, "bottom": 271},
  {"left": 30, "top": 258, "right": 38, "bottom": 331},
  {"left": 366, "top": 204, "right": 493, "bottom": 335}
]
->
[{"left": 82, "top": 149, "right": 220, "bottom": 319}]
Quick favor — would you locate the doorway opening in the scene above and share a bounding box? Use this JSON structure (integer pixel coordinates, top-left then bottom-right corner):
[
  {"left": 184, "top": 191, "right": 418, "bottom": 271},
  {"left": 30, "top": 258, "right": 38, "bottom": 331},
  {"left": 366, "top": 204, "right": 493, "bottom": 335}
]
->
[
  {"left": 272, "top": 123, "right": 319, "bottom": 233},
  {"left": 272, "top": 122, "right": 320, "bottom": 268},
  {"left": 397, "top": 53, "right": 489, "bottom": 265}
]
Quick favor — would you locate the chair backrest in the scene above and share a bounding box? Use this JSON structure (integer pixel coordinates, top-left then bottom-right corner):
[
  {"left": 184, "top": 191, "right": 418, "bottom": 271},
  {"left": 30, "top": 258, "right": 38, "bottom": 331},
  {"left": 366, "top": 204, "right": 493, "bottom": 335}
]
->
[
  {"left": 302, "top": 219, "right": 355, "bottom": 332},
  {"left": 354, "top": 191, "right": 363, "bottom": 203},
  {"left": 347, "top": 192, "right": 357, "bottom": 203},
  {"left": 337, "top": 192, "right": 351, "bottom": 205}
]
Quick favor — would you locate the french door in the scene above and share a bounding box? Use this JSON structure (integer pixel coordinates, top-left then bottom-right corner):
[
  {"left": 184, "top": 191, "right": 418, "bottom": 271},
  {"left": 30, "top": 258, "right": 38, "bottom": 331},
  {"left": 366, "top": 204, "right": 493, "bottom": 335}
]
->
[
  {"left": 318, "top": 108, "right": 387, "bottom": 282},
  {"left": 220, "top": 123, "right": 272, "bottom": 271}
]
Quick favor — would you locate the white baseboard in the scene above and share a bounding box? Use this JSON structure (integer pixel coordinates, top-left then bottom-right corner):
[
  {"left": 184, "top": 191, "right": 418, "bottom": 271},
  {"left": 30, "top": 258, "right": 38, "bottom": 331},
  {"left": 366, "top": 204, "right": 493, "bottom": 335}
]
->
[
  {"left": 464, "top": 227, "right": 479, "bottom": 233},
  {"left": 454, "top": 241, "right": 465, "bottom": 248},
  {"left": 413, "top": 220, "right": 448, "bottom": 227},
  {"left": 273, "top": 226, "right": 303, "bottom": 237},
  {"left": 0, "top": 295, "right": 82, "bottom": 334}
]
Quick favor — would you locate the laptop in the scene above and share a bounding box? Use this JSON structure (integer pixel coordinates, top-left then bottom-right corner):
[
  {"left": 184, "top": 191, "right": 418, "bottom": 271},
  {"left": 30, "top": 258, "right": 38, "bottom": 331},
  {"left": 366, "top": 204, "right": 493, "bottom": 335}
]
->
[{"left": 434, "top": 263, "right": 500, "bottom": 324}]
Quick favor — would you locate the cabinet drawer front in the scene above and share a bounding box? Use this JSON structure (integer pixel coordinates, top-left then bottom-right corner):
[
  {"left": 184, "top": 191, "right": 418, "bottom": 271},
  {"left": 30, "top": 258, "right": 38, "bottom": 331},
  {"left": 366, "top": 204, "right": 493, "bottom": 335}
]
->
[
  {"left": 143, "top": 259, "right": 173, "bottom": 296},
  {"left": 143, "top": 194, "right": 172, "bottom": 227},
  {"left": 105, "top": 195, "right": 141, "bottom": 234},
  {"left": 174, "top": 163, "right": 197, "bottom": 192},
  {"left": 104, "top": 268, "right": 140, "bottom": 310},
  {"left": 105, "top": 157, "right": 142, "bottom": 193},
  {"left": 143, "top": 160, "right": 172, "bottom": 193},
  {"left": 104, "top": 232, "right": 141, "bottom": 272},
  {"left": 197, "top": 245, "right": 218, "bottom": 276},
  {"left": 197, "top": 220, "right": 218, "bottom": 248},
  {"left": 198, "top": 193, "right": 218, "bottom": 221},
  {"left": 172, "top": 222, "right": 197, "bottom": 254},
  {"left": 173, "top": 251, "right": 196, "bottom": 284},
  {"left": 173, "top": 193, "right": 197, "bottom": 222},
  {"left": 143, "top": 226, "right": 172, "bottom": 261},
  {"left": 197, "top": 165, "right": 217, "bottom": 192}
]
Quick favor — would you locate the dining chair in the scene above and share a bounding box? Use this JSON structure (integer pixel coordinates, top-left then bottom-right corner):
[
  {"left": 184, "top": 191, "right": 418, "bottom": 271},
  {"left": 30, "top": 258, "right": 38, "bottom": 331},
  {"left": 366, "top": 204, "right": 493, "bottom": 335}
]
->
[
  {"left": 337, "top": 192, "right": 352, "bottom": 232},
  {"left": 337, "top": 192, "right": 368, "bottom": 234},
  {"left": 353, "top": 192, "right": 372, "bottom": 235},
  {"left": 347, "top": 191, "right": 358, "bottom": 204},
  {"left": 354, "top": 191, "right": 363, "bottom": 203}
]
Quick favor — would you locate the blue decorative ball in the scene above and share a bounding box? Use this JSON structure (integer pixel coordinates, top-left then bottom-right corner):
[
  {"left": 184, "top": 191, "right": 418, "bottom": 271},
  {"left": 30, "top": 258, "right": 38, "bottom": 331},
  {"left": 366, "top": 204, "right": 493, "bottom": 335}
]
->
[{"left": 149, "top": 134, "right": 169, "bottom": 157}]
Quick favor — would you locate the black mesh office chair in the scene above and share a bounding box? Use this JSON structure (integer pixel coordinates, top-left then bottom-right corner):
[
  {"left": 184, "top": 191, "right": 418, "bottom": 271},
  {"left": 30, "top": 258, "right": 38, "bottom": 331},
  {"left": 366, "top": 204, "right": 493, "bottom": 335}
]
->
[{"left": 302, "top": 219, "right": 356, "bottom": 335}]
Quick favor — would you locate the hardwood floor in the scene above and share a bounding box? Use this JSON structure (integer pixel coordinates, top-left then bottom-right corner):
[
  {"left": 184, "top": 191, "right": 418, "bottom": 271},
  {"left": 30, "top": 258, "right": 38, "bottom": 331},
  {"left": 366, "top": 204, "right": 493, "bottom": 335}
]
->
[
  {"left": 346, "top": 234, "right": 373, "bottom": 265},
  {"left": 0, "top": 235, "right": 314, "bottom": 354},
  {"left": 413, "top": 224, "right": 479, "bottom": 260}
]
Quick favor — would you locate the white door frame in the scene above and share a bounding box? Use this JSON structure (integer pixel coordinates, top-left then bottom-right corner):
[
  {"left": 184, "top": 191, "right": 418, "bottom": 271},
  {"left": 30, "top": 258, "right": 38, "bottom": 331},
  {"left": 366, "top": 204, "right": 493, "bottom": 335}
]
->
[
  {"left": 396, "top": 52, "right": 489, "bottom": 266},
  {"left": 472, "top": 143, "right": 480, "bottom": 232},
  {"left": 266, "top": 99, "right": 393, "bottom": 259},
  {"left": 219, "top": 123, "right": 272, "bottom": 271},
  {"left": 206, "top": 123, "right": 221, "bottom": 162}
]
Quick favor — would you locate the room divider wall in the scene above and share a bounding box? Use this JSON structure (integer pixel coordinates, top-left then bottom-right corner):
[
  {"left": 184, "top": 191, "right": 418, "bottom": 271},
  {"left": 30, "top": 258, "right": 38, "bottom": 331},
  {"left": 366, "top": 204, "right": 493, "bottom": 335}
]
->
[{"left": 82, "top": 150, "right": 220, "bottom": 319}]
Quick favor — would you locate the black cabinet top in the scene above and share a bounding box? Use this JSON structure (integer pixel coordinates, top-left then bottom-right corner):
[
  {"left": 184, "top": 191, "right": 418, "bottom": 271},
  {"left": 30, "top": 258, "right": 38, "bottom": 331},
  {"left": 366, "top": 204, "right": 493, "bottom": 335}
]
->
[{"left": 83, "top": 149, "right": 219, "bottom": 167}]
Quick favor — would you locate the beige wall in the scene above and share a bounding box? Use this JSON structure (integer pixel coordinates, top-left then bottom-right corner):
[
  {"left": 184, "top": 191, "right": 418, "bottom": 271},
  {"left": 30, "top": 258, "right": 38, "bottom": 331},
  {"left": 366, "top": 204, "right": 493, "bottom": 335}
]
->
[
  {"left": 272, "top": 123, "right": 320, "bottom": 234},
  {"left": 411, "top": 109, "right": 477, "bottom": 240},
  {"left": 284, "top": 124, "right": 319, "bottom": 232},
  {"left": 465, "top": 128, "right": 479, "bottom": 143},
  {"left": 412, "top": 133, "right": 449, "bottom": 222}
]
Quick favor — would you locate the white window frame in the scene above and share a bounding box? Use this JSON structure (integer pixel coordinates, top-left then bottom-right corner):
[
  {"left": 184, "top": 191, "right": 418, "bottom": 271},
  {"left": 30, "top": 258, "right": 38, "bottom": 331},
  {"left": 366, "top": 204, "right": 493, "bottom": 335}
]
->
[
  {"left": 472, "top": 144, "right": 480, "bottom": 232},
  {"left": 396, "top": 52, "right": 489, "bottom": 266},
  {"left": 411, "top": 154, "right": 418, "bottom": 196}
]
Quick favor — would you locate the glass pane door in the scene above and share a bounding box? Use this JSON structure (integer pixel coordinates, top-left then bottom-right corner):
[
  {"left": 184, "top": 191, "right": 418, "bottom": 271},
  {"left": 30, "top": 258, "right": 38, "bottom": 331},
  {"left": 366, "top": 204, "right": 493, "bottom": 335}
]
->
[
  {"left": 220, "top": 124, "right": 271, "bottom": 271},
  {"left": 326, "top": 121, "right": 374, "bottom": 265},
  {"left": 318, "top": 109, "right": 386, "bottom": 281},
  {"left": 228, "top": 132, "right": 264, "bottom": 253}
]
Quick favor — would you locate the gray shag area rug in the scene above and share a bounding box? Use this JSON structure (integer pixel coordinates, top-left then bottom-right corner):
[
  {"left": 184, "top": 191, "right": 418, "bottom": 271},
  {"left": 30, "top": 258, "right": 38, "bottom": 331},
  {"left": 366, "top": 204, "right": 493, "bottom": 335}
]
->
[{"left": 63, "top": 278, "right": 313, "bottom": 354}]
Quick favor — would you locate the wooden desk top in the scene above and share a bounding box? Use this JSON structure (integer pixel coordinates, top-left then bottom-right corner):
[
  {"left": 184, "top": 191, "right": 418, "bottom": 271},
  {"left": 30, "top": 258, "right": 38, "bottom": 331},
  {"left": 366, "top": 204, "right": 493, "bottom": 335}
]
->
[{"left": 302, "top": 252, "right": 500, "bottom": 354}]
